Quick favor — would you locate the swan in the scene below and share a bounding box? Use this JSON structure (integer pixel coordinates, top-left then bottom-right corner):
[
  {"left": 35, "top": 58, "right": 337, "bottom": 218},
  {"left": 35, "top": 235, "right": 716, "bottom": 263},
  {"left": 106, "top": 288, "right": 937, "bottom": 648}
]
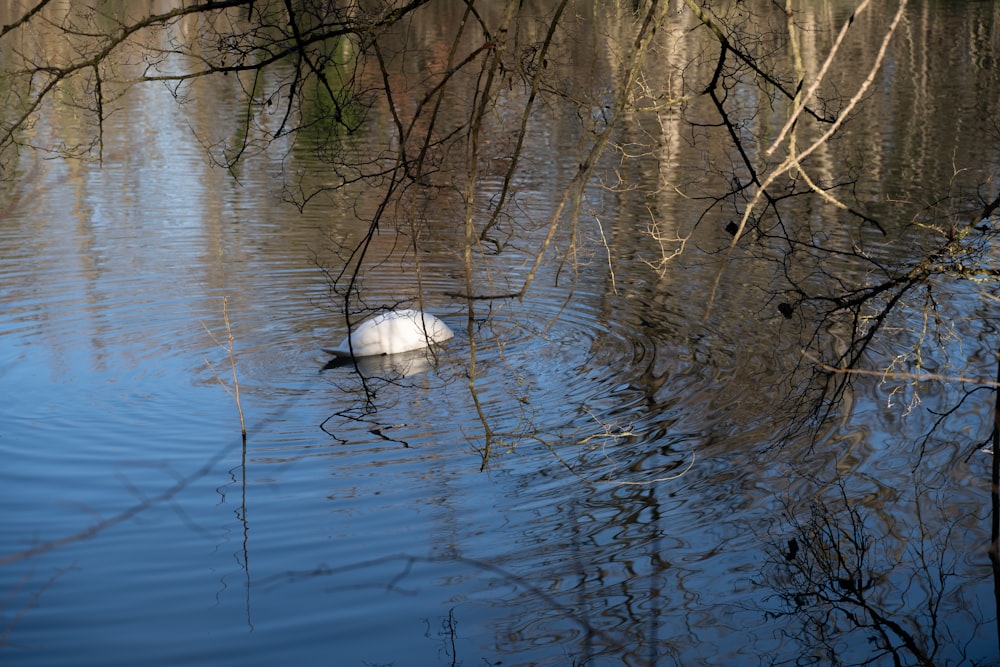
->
[{"left": 322, "top": 309, "right": 454, "bottom": 358}]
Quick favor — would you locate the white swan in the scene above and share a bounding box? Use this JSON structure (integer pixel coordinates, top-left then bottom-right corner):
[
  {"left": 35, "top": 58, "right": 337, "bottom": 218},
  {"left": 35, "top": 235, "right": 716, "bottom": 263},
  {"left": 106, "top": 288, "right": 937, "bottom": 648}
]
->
[{"left": 322, "top": 309, "right": 454, "bottom": 358}]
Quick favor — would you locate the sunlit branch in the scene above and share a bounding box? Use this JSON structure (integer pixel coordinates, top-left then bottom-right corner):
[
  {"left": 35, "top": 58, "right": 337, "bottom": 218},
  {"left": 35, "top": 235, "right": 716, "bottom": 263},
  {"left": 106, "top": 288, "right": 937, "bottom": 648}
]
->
[
  {"left": 803, "top": 351, "right": 1000, "bottom": 389},
  {"left": 681, "top": 0, "right": 834, "bottom": 124},
  {"left": 479, "top": 0, "right": 570, "bottom": 246},
  {"left": 517, "top": 0, "right": 670, "bottom": 300},
  {"left": 765, "top": 0, "right": 872, "bottom": 158},
  {"left": 705, "top": 0, "right": 909, "bottom": 318}
]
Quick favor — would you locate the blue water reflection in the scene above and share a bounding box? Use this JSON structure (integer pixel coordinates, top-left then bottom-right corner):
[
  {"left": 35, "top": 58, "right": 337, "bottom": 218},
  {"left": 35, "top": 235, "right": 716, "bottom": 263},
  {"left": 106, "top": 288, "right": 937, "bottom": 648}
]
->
[{"left": 2, "top": 2, "right": 999, "bottom": 666}]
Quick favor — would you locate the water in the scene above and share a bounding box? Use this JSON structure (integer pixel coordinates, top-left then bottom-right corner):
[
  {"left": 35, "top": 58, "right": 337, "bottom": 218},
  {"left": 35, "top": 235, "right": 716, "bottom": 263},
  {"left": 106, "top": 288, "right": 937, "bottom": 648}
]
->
[{"left": 2, "top": 2, "right": 1000, "bottom": 665}]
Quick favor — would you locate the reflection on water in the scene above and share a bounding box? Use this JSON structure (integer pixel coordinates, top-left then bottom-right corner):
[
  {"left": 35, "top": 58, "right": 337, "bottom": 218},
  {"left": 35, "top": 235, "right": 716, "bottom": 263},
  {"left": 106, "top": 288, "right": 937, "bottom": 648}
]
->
[{"left": 2, "top": 2, "right": 999, "bottom": 666}]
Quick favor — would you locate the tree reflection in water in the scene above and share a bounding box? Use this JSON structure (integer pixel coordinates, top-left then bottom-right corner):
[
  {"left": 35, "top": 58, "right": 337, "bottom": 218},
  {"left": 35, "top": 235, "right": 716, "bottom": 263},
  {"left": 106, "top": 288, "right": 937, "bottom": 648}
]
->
[{"left": 1, "top": 0, "right": 999, "bottom": 664}]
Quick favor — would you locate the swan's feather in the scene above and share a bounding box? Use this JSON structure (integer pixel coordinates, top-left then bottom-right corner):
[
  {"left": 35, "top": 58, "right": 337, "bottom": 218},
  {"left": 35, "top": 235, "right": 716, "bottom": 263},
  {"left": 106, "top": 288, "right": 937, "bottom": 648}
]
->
[{"left": 324, "top": 309, "right": 453, "bottom": 358}]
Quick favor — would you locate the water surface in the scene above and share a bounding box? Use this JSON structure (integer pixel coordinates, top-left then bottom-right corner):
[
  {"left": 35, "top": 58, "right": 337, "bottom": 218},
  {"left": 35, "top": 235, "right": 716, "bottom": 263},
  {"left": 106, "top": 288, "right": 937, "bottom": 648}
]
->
[{"left": 2, "top": 2, "right": 999, "bottom": 665}]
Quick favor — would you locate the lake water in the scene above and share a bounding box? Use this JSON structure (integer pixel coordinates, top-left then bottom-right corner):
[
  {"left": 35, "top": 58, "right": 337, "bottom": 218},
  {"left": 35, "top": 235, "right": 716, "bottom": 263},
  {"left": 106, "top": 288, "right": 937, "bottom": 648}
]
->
[{"left": 2, "top": 2, "right": 999, "bottom": 665}]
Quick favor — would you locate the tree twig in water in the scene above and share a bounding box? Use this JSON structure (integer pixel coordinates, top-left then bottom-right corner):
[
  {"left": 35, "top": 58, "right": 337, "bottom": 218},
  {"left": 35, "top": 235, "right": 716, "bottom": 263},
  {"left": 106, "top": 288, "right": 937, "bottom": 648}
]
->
[
  {"left": 203, "top": 297, "right": 247, "bottom": 438},
  {"left": 802, "top": 350, "right": 1000, "bottom": 389}
]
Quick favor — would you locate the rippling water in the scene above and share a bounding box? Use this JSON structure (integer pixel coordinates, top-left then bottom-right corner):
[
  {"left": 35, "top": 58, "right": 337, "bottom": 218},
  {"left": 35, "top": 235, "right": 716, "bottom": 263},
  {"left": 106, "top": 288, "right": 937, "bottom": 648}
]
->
[
  {"left": 0, "top": 138, "right": 990, "bottom": 664},
  {"left": 3, "top": 3, "right": 1000, "bottom": 666},
  {"left": 0, "top": 111, "right": 788, "bottom": 664}
]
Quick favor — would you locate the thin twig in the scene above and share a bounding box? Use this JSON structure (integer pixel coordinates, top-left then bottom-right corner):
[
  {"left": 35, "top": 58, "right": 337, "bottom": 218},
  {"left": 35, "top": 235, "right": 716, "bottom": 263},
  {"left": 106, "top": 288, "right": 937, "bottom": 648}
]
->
[
  {"left": 223, "top": 297, "right": 247, "bottom": 438},
  {"left": 705, "top": 0, "right": 908, "bottom": 318},
  {"left": 803, "top": 350, "right": 1000, "bottom": 389},
  {"left": 202, "top": 297, "right": 247, "bottom": 438},
  {"left": 765, "top": 0, "right": 872, "bottom": 158}
]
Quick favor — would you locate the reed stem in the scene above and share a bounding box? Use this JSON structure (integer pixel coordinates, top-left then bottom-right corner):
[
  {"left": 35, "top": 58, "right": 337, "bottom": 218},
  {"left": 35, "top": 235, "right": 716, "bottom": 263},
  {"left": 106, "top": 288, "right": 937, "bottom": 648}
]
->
[{"left": 223, "top": 297, "right": 247, "bottom": 438}]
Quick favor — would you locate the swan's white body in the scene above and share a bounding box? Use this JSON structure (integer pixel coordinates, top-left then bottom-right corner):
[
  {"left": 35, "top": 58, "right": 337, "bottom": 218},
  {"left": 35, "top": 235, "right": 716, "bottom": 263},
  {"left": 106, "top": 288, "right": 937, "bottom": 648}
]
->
[{"left": 323, "top": 309, "right": 454, "bottom": 358}]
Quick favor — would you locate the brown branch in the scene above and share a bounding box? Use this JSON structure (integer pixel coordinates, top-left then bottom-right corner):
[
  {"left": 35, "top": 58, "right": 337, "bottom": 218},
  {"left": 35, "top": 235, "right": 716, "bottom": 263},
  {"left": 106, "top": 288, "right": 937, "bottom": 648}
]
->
[
  {"left": 704, "top": 0, "right": 909, "bottom": 318},
  {"left": 804, "top": 350, "right": 1000, "bottom": 389},
  {"left": 0, "top": 0, "right": 55, "bottom": 40}
]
